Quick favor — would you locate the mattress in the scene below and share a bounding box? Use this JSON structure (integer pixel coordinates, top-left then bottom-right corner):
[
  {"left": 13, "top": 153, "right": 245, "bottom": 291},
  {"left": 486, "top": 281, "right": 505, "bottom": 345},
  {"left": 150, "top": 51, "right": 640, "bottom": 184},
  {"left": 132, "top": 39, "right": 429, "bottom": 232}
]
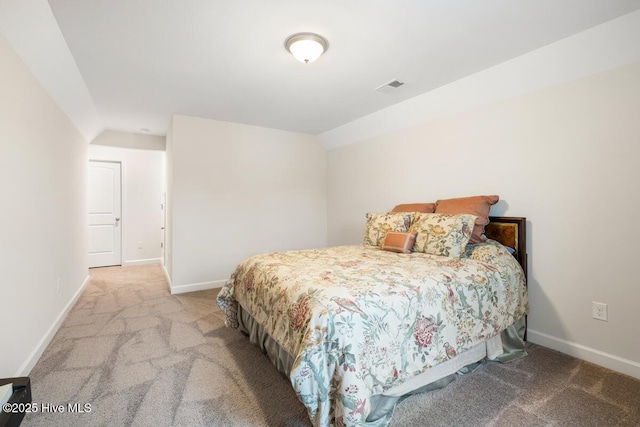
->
[{"left": 217, "top": 240, "right": 528, "bottom": 426}]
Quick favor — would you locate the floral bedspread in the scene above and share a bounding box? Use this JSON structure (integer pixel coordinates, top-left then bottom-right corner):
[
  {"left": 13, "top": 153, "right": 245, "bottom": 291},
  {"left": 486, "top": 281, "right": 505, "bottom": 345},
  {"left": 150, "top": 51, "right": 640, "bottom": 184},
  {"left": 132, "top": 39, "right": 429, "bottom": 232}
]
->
[{"left": 216, "top": 241, "right": 527, "bottom": 427}]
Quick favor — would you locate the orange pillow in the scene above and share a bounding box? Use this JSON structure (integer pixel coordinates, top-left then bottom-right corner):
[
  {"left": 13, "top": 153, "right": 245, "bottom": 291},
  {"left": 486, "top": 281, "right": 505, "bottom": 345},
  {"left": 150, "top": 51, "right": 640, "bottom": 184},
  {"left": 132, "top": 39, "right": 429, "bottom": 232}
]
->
[
  {"left": 391, "top": 203, "right": 435, "bottom": 213},
  {"left": 434, "top": 195, "right": 499, "bottom": 243},
  {"left": 382, "top": 232, "right": 417, "bottom": 254}
]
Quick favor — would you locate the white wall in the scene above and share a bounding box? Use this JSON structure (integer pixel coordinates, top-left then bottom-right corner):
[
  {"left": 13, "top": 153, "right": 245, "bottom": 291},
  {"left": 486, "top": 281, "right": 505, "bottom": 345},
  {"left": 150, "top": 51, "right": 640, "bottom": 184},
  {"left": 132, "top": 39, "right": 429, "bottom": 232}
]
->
[
  {"left": 164, "top": 121, "right": 174, "bottom": 282},
  {"left": 88, "top": 144, "right": 165, "bottom": 266},
  {"left": 326, "top": 62, "right": 640, "bottom": 379},
  {"left": 167, "top": 114, "right": 327, "bottom": 293},
  {"left": 0, "top": 0, "right": 103, "bottom": 142},
  {"left": 320, "top": 9, "right": 640, "bottom": 150},
  {"left": 0, "top": 34, "right": 89, "bottom": 377},
  {"left": 93, "top": 130, "right": 166, "bottom": 151}
]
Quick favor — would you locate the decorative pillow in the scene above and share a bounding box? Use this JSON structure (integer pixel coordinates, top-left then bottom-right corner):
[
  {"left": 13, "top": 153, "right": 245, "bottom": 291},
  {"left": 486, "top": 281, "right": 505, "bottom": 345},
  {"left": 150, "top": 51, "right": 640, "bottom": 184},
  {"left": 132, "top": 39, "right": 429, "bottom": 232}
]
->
[
  {"left": 410, "top": 213, "right": 477, "bottom": 258},
  {"left": 381, "top": 232, "right": 417, "bottom": 254},
  {"left": 391, "top": 203, "right": 435, "bottom": 214},
  {"left": 434, "top": 195, "right": 499, "bottom": 243},
  {"left": 364, "top": 212, "right": 414, "bottom": 247}
]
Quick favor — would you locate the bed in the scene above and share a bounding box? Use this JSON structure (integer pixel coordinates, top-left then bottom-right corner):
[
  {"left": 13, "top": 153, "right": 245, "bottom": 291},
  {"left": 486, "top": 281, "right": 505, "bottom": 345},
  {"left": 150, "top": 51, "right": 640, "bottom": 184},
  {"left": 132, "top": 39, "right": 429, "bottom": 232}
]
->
[{"left": 217, "top": 205, "right": 528, "bottom": 427}]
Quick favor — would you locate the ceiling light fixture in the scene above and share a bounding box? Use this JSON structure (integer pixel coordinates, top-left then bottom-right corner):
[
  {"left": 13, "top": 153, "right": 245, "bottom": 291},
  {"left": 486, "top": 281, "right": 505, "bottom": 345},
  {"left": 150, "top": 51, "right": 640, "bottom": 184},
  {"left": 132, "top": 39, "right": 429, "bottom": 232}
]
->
[{"left": 285, "top": 33, "right": 328, "bottom": 64}]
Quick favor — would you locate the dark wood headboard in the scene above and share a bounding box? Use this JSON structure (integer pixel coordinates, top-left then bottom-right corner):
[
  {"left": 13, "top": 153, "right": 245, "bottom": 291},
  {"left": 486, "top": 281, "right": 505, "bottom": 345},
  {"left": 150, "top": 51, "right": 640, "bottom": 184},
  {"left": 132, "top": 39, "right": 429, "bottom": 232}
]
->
[{"left": 485, "top": 216, "right": 527, "bottom": 281}]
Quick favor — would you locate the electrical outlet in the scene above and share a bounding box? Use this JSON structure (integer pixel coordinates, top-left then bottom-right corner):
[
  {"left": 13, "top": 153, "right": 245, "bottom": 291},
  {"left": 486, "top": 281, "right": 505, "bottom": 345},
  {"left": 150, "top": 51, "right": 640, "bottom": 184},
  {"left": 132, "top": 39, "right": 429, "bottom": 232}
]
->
[
  {"left": 138, "top": 241, "right": 143, "bottom": 249},
  {"left": 56, "top": 278, "right": 60, "bottom": 293},
  {"left": 592, "top": 301, "right": 607, "bottom": 321}
]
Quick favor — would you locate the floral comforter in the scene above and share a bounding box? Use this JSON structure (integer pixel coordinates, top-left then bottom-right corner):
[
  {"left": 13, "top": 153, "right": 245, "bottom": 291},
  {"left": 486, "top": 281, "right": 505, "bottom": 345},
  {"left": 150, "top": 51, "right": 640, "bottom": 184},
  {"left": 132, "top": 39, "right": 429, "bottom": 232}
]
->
[{"left": 216, "top": 241, "right": 527, "bottom": 427}]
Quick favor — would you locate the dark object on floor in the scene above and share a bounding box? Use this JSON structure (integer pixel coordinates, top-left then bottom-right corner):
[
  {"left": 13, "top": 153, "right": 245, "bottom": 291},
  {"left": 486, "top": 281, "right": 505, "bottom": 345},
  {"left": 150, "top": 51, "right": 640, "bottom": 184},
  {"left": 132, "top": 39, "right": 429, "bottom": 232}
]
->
[{"left": 0, "top": 377, "right": 32, "bottom": 427}]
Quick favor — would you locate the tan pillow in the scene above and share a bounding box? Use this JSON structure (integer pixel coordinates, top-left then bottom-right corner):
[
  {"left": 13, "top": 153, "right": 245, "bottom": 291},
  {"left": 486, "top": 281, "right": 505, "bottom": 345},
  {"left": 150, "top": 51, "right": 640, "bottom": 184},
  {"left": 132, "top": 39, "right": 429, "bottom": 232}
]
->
[
  {"left": 382, "top": 232, "right": 417, "bottom": 253},
  {"left": 434, "top": 195, "right": 499, "bottom": 243},
  {"left": 391, "top": 203, "right": 435, "bottom": 213}
]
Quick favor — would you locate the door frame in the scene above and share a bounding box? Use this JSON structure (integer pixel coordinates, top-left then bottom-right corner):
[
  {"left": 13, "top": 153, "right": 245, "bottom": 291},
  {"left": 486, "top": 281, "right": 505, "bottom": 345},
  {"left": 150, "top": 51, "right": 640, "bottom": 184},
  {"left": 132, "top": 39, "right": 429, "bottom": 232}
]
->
[
  {"left": 88, "top": 157, "right": 126, "bottom": 266},
  {"left": 161, "top": 190, "right": 166, "bottom": 267}
]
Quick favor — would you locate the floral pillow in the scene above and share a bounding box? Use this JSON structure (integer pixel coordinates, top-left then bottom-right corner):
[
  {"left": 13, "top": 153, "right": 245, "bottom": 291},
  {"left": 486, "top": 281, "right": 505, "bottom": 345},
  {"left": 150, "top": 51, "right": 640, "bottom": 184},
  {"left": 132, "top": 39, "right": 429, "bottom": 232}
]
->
[
  {"left": 410, "top": 213, "right": 477, "bottom": 258},
  {"left": 364, "top": 212, "right": 414, "bottom": 247}
]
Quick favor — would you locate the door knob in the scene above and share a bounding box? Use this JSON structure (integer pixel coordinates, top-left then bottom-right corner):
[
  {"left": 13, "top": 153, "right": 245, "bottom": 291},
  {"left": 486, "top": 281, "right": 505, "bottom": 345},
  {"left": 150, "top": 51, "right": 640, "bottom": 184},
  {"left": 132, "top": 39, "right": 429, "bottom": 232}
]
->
[{"left": 115, "top": 217, "right": 121, "bottom": 222}]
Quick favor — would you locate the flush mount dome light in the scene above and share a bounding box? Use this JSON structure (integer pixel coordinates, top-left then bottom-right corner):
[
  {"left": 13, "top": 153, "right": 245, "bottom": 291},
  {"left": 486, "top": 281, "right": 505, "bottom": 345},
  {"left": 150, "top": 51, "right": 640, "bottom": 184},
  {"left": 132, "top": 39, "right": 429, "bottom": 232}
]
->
[{"left": 285, "top": 33, "right": 328, "bottom": 64}]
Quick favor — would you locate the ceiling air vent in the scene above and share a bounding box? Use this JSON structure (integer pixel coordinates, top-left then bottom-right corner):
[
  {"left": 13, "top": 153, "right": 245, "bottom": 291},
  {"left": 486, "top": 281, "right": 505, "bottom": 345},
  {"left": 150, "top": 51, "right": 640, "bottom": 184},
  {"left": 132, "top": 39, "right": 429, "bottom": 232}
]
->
[{"left": 375, "top": 79, "right": 405, "bottom": 93}]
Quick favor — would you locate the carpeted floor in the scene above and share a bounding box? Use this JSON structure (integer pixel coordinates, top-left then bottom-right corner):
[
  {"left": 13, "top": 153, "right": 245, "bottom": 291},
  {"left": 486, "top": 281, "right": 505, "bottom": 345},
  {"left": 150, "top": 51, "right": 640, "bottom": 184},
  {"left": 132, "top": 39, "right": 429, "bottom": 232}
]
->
[{"left": 23, "top": 265, "right": 640, "bottom": 427}]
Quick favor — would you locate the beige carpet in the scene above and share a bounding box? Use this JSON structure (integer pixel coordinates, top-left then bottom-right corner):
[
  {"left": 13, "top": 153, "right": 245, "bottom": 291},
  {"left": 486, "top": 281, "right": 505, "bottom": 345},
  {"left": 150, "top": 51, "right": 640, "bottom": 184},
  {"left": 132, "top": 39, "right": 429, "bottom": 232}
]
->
[{"left": 23, "top": 265, "right": 640, "bottom": 426}]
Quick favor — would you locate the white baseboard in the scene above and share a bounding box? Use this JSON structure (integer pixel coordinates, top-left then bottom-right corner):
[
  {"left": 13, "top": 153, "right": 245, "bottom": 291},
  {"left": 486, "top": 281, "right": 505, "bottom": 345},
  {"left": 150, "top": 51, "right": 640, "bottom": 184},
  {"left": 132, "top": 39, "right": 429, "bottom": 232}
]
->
[
  {"left": 16, "top": 275, "right": 91, "bottom": 377},
  {"left": 170, "top": 279, "right": 226, "bottom": 295},
  {"left": 527, "top": 329, "right": 640, "bottom": 380},
  {"left": 162, "top": 264, "right": 172, "bottom": 288},
  {"left": 123, "top": 257, "right": 162, "bottom": 266}
]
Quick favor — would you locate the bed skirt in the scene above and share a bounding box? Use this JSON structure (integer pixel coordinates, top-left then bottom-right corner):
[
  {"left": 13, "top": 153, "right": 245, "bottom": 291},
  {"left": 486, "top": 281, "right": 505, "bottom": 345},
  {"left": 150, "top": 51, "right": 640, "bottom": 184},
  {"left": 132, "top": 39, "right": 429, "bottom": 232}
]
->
[{"left": 237, "top": 304, "right": 527, "bottom": 426}]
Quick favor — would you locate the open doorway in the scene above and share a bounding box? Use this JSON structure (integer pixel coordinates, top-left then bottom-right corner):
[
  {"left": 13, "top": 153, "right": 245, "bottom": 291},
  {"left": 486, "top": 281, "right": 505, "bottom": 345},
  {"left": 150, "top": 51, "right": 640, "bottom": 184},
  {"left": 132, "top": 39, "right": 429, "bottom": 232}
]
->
[{"left": 88, "top": 140, "right": 165, "bottom": 268}]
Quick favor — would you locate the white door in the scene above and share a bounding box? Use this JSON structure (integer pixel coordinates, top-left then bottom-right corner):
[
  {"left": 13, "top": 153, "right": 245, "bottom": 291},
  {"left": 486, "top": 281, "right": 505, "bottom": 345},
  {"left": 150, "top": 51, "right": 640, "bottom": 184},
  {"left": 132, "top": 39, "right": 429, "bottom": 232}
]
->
[{"left": 88, "top": 161, "right": 122, "bottom": 267}]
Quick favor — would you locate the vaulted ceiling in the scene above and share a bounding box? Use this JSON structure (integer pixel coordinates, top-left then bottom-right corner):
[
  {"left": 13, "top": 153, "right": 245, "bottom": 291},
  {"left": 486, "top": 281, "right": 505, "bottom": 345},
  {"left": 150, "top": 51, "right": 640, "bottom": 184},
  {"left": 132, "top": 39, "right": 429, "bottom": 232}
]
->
[{"left": 2, "top": 0, "right": 640, "bottom": 140}]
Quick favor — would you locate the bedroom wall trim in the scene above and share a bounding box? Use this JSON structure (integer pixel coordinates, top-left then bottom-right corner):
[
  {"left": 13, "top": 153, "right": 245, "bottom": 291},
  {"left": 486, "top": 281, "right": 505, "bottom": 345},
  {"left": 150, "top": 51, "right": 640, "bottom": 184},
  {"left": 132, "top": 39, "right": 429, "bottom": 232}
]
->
[
  {"left": 527, "top": 329, "right": 640, "bottom": 380},
  {"left": 170, "top": 279, "right": 226, "bottom": 295},
  {"left": 123, "top": 258, "right": 162, "bottom": 267},
  {"left": 15, "top": 275, "right": 91, "bottom": 377}
]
